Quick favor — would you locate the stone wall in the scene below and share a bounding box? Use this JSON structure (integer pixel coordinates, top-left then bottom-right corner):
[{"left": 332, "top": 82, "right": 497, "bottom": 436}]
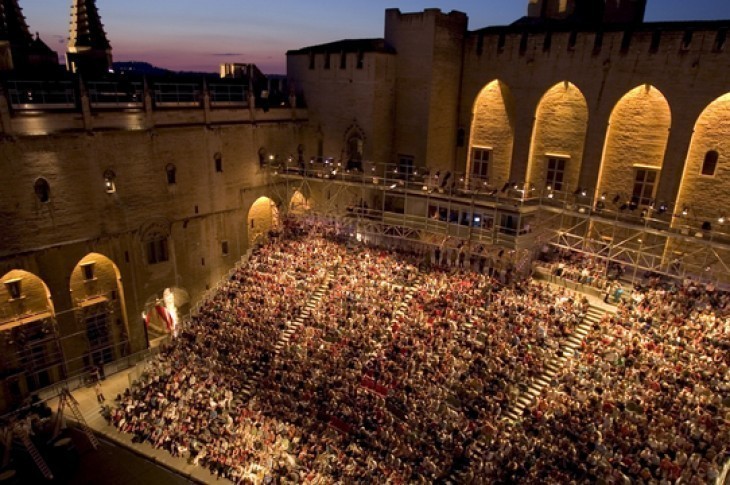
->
[
  {"left": 287, "top": 50, "right": 396, "bottom": 166},
  {"left": 461, "top": 24, "right": 730, "bottom": 206},
  {"left": 0, "top": 104, "right": 314, "bottom": 392}
]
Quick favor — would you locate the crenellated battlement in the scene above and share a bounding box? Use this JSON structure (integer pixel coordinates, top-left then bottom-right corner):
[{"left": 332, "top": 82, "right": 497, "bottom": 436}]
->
[{"left": 468, "top": 21, "right": 730, "bottom": 62}]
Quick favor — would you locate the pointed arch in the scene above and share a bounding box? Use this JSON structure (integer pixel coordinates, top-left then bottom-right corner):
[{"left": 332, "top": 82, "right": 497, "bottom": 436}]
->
[
  {"left": 526, "top": 81, "right": 589, "bottom": 193},
  {"left": 596, "top": 84, "right": 671, "bottom": 207},
  {"left": 0, "top": 269, "right": 55, "bottom": 324},
  {"left": 0, "top": 270, "right": 62, "bottom": 405},
  {"left": 468, "top": 80, "right": 515, "bottom": 189},
  {"left": 70, "top": 252, "right": 129, "bottom": 365},
  {"left": 289, "top": 190, "right": 311, "bottom": 215},
  {"left": 343, "top": 121, "right": 365, "bottom": 171},
  {"left": 675, "top": 92, "right": 730, "bottom": 220},
  {"left": 247, "top": 196, "right": 280, "bottom": 246}
]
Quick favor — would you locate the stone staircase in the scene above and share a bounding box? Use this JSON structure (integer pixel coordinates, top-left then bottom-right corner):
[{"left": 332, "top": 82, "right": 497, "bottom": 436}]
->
[
  {"left": 274, "top": 269, "right": 336, "bottom": 356},
  {"left": 239, "top": 268, "right": 336, "bottom": 398},
  {"left": 504, "top": 304, "right": 604, "bottom": 421},
  {"left": 444, "top": 304, "right": 606, "bottom": 485}
]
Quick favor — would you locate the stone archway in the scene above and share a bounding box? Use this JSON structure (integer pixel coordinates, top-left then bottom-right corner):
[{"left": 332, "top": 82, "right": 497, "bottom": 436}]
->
[
  {"left": 0, "top": 269, "right": 62, "bottom": 410},
  {"left": 70, "top": 252, "right": 130, "bottom": 367},
  {"left": 289, "top": 190, "right": 311, "bottom": 215},
  {"left": 596, "top": 84, "right": 671, "bottom": 208},
  {"left": 468, "top": 79, "right": 515, "bottom": 189},
  {"left": 143, "top": 287, "right": 190, "bottom": 341},
  {"left": 526, "top": 81, "right": 589, "bottom": 194},
  {"left": 247, "top": 196, "right": 280, "bottom": 246},
  {"left": 675, "top": 92, "right": 730, "bottom": 220}
]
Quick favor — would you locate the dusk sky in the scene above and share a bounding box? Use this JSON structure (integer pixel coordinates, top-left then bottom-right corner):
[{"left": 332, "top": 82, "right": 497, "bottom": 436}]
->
[{"left": 20, "top": 0, "right": 730, "bottom": 74}]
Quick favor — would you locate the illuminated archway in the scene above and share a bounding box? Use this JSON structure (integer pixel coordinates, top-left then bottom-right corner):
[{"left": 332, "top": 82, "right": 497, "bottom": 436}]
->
[
  {"left": 70, "top": 253, "right": 129, "bottom": 366},
  {"left": 675, "top": 93, "right": 730, "bottom": 220},
  {"left": 247, "top": 196, "right": 280, "bottom": 246},
  {"left": 526, "top": 81, "right": 588, "bottom": 193},
  {"left": 596, "top": 85, "right": 671, "bottom": 207},
  {"left": 468, "top": 80, "right": 515, "bottom": 188},
  {"left": 143, "top": 287, "right": 189, "bottom": 341},
  {"left": 0, "top": 270, "right": 62, "bottom": 406},
  {"left": 289, "top": 190, "right": 311, "bottom": 215}
]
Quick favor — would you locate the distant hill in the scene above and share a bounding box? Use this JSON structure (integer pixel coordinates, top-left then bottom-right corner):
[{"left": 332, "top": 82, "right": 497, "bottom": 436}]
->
[{"left": 112, "top": 62, "right": 172, "bottom": 76}]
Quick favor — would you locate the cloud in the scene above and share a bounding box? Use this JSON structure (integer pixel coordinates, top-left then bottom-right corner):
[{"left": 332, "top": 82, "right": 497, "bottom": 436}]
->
[{"left": 211, "top": 52, "right": 245, "bottom": 57}]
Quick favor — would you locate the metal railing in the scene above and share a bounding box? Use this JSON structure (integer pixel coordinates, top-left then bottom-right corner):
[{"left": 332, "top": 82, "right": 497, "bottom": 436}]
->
[
  {"left": 87, "top": 81, "right": 144, "bottom": 108},
  {"left": 7, "top": 80, "right": 76, "bottom": 110},
  {"left": 209, "top": 83, "right": 248, "bottom": 107},
  {"left": 153, "top": 83, "right": 202, "bottom": 107}
]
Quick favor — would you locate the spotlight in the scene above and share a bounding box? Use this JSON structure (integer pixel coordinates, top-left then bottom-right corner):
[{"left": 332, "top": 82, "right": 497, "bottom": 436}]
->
[
  {"left": 389, "top": 183, "right": 397, "bottom": 189},
  {"left": 601, "top": 192, "right": 607, "bottom": 201},
  {"left": 546, "top": 185, "right": 552, "bottom": 191},
  {"left": 718, "top": 216, "right": 725, "bottom": 224},
  {"left": 658, "top": 203, "right": 668, "bottom": 214},
  {"left": 682, "top": 206, "right": 689, "bottom": 216},
  {"left": 580, "top": 189, "right": 587, "bottom": 197},
  {"left": 547, "top": 192, "right": 554, "bottom": 199}
]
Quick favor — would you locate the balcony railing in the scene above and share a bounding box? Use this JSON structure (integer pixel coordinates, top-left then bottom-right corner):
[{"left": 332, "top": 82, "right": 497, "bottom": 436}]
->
[
  {"left": 153, "top": 83, "right": 202, "bottom": 107},
  {"left": 270, "top": 159, "right": 730, "bottom": 244},
  {"left": 209, "top": 83, "right": 248, "bottom": 107},
  {"left": 87, "top": 81, "right": 144, "bottom": 108},
  {"left": 7, "top": 80, "right": 76, "bottom": 110}
]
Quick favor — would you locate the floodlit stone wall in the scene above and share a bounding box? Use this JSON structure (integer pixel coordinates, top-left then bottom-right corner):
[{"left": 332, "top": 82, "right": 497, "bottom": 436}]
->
[{"left": 526, "top": 82, "right": 588, "bottom": 193}]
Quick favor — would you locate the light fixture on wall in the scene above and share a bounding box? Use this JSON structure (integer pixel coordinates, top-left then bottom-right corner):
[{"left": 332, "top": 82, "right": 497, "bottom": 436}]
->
[
  {"left": 718, "top": 216, "right": 726, "bottom": 224},
  {"left": 103, "top": 169, "right": 116, "bottom": 194},
  {"left": 682, "top": 206, "right": 689, "bottom": 216}
]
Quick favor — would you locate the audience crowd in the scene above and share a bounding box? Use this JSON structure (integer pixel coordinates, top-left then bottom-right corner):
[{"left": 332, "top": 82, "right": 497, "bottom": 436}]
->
[
  {"left": 471, "top": 271, "right": 730, "bottom": 484},
  {"left": 108, "top": 220, "right": 729, "bottom": 484}
]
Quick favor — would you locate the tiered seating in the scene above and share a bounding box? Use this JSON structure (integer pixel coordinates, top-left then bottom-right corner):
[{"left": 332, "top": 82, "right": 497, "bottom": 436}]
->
[{"left": 109, "top": 225, "right": 729, "bottom": 484}]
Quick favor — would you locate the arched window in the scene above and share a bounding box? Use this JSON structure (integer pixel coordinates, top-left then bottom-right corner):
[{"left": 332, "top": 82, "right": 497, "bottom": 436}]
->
[
  {"left": 701, "top": 150, "right": 719, "bottom": 176},
  {"left": 103, "top": 169, "right": 116, "bottom": 194},
  {"left": 165, "top": 164, "right": 177, "bottom": 185},
  {"left": 34, "top": 178, "right": 50, "bottom": 203}
]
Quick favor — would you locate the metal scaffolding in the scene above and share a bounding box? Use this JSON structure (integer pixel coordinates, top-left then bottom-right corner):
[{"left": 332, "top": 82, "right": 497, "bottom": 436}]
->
[{"left": 266, "top": 160, "right": 730, "bottom": 287}]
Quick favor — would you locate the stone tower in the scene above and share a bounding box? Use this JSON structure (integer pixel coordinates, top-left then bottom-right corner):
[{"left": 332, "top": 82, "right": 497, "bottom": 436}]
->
[
  {"left": 0, "top": 0, "right": 31, "bottom": 70},
  {"left": 66, "top": 0, "right": 112, "bottom": 76},
  {"left": 527, "top": 0, "right": 646, "bottom": 25}
]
